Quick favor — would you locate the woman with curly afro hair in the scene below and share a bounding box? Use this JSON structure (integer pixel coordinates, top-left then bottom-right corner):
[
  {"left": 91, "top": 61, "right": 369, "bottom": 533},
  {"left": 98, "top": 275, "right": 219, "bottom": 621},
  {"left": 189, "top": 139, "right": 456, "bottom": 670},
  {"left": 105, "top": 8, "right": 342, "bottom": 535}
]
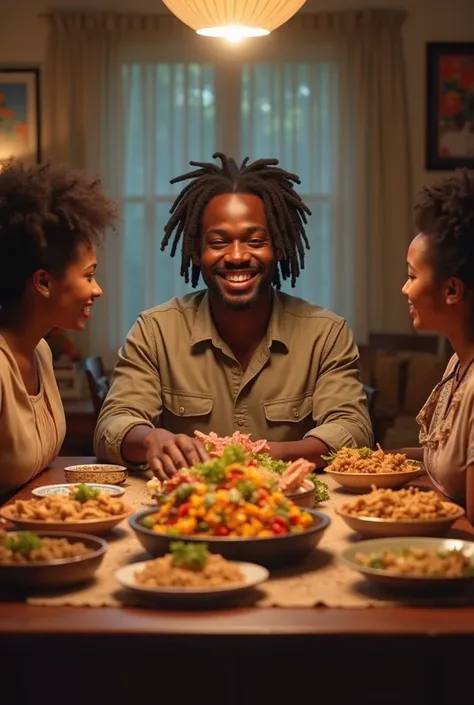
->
[
  {"left": 402, "top": 168, "right": 474, "bottom": 521},
  {"left": 0, "top": 159, "right": 116, "bottom": 496}
]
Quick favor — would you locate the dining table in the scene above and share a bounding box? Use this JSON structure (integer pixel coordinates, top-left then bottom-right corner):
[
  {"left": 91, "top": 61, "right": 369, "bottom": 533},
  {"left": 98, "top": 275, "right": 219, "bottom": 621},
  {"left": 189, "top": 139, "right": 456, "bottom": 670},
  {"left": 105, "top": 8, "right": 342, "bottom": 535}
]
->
[{"left": 1, "top": 456, "right": 474, "bottom": 705}]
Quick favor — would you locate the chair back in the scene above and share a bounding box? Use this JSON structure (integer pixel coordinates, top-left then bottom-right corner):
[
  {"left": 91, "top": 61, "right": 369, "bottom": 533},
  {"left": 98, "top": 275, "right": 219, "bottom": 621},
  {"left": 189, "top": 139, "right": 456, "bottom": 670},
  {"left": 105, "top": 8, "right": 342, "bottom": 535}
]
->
[
  {"left": 363, "top": 383, "right": 379, "bottom": 446},
  {"left": 83, "top": 356, "right": 110, "bottom": 417}
]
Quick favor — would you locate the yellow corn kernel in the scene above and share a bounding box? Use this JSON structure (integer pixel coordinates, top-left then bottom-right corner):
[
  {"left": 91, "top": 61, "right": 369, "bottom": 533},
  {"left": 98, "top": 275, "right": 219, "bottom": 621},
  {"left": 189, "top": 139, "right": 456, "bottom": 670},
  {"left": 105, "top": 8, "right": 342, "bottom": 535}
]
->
[
  {"left": 195, "top": 484, "right": 207, "bottom": 495},
  {"left": 250, "top": 518, "right": 263, "bottom": 532},
  {"left": 257, "top": 529, "right": 273, "bottom": 537},
  {"left": 245, "top": 468, "right": 260, "bottom": 483},
  {"left": 258, "top": 506, "right": 275, "bottom": 521},
  {"left": 190, "top": 494, "right": 202, "bottom": 508},
  {"left": 195, "top": 507, "right": 206, "bottom": 519},
  {"left": 240, "top": 523, "right": 257, "bottom": 537},
  {"left": 235, "top": 512, "right": 247, "bottom": 524},
  {"left": 300, "top": 513, "right": 313, "bottom": 528},
  {"left": 205, "top": 510, "right": 220, "bottom": 525},
  {"left": 271, "top": 491, "right": 285, "bottom": 505},
  {"left": 215, "top": 490, "right": 229, "bottom": 503},
  {"left": 175, "top": 517, "right": 197, "bottom": 535},
  {"left": 244, "top": 503, "right": 260, "bottom": 517}
]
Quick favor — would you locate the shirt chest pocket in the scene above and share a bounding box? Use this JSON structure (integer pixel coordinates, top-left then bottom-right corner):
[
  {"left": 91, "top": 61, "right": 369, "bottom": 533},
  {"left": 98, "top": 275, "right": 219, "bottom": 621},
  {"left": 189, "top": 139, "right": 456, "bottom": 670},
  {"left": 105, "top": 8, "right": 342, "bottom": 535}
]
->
[
  {"left": 162, "top": 388, "right": 214, "bottom": 420},
  {"left": 263, "top": 393, "right": 313, "bottom": 425}
]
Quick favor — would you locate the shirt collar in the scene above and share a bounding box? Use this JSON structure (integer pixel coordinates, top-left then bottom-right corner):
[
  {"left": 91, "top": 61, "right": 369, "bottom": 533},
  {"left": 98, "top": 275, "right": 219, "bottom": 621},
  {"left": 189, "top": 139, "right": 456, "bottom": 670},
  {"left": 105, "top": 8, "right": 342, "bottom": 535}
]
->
[
  {"left": 190, "top": 289, "right": 289, "bottom": 351},
  {"left": 190, "top": 292, "right": 218, "bottom": 346}
]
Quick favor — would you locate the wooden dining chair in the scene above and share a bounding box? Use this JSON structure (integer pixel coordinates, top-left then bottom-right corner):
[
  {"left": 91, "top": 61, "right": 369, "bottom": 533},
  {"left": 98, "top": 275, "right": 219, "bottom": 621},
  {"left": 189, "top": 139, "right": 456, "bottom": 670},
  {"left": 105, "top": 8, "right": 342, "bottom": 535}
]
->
[
  {"left": 83, "top": 356, "right": 110, "bottom": 417},
  {"left": 363, "top": 383, "right": 381, "bottom": 446},
  {"left": 368, "top": 332, "right": 439, "bottom": 356}
]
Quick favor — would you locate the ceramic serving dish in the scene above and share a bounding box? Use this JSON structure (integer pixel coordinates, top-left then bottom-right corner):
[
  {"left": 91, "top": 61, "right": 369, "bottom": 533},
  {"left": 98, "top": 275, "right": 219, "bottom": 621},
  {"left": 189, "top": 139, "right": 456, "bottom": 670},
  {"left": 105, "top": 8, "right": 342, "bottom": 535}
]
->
[
  {"left": 336, "top": 502, "right": 465, "bottom": 539},
  {"left": 0, "top": 503, "right": 133, "bottom": 537},
  {"left": 340, "top": 536, "right": 474, "bottom": 593},
  {"left": 324, "top": 465, "right": 424, "bottom": 493},
  {"left": 64, "top": 464, "right": 128, "bottom": 486},
  {"left": 286, "top": 480, "right": 315, "bottom": 509},
  {"left": 129, "top": 508, "right": 331, "bottom": 568},
  {"left": 32, "top": 483, "right": 125, "bottom": 498},
  {"left": 0, "top": 530, "right": 107, "bottom": 589},
  {"left": 115, "top": 560, "right": 269, "bottom": 605}
]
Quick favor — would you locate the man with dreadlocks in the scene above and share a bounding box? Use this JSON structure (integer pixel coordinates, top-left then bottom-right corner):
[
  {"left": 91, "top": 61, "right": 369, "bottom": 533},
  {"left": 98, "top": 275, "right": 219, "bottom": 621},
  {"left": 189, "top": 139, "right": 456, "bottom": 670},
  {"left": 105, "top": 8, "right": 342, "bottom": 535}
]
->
[{"left": 95, "top": 153, "right": 372, "bottom": 479}]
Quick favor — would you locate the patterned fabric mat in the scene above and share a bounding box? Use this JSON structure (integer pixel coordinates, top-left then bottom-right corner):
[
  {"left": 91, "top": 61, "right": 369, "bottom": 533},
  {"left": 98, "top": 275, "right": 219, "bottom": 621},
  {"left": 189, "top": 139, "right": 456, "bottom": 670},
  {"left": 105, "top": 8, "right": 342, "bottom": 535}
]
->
[{"left": 18, "top": 473, "right": 474, "bottom": 609}]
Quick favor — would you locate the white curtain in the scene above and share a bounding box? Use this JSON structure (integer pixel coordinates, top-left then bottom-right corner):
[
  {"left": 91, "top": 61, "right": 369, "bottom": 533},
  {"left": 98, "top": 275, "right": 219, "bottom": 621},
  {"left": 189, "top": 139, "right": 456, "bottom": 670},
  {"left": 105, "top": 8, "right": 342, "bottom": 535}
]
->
[{"left": 44, "top": 10, "right": 413, "bottom": 369}]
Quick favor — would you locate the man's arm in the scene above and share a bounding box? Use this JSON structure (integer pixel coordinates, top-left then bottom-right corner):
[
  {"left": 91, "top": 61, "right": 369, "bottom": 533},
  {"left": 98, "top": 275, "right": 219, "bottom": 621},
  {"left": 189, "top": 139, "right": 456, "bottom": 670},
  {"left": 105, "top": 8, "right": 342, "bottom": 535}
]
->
[
  {"left": 269, "top": 320, "right": 373, "bottom": 467},
  {"left": 93, "top": 314, "right": 161, "bottom": 466}
]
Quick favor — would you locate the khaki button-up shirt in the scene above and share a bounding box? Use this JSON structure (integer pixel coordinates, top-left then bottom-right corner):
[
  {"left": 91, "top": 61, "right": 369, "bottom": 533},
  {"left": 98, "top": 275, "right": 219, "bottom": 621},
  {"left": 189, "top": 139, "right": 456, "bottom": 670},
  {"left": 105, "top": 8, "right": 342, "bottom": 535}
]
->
[{"left": 94, "top": 290, "right": 372, "bottom": 466}]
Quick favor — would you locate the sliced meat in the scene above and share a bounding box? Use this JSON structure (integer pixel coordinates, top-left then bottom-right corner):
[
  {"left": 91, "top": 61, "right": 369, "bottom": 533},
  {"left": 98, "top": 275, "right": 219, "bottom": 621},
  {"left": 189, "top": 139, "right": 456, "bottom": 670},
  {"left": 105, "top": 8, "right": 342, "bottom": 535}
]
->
[{"left": 277, "top": 458, "right": 316, "bottom": 493}]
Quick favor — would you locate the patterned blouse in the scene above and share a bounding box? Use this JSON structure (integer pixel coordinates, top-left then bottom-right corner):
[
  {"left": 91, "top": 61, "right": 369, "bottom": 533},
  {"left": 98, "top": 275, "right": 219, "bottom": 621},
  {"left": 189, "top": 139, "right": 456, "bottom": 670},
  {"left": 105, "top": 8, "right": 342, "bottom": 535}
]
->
[{"left": 417, "top": 354, "right": 474, "bottom": 504}]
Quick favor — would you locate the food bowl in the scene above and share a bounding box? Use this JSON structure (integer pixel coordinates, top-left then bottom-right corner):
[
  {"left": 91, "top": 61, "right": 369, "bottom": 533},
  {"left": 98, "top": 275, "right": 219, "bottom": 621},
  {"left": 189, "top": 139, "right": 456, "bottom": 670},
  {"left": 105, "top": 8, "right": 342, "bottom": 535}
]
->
[
  {"left": 0, "top": 531, "right": 107, "bottom": 589},
  {"left": 129, "top": 508, "right": 331, "bottom": 568},
  {"left": 32, "top": 483, "right": 125, "bottom": 498},
  {"left": 340, "top": 536, "right": 474, "bottom": 593},
  {"left": 324, "top": 466, "right": 424, "bottom": 493},
  {"left": 336, "top": 502, "right": 465, "bottom": 539},
  {"left": 286, "top": 481, "right": 315, "bottom": 509},
  {"left": 0, "top": 503, "right": 133, "bottom": 536},
  {"left": 64, "top": 464, "right": 128, "bottom": 486}
]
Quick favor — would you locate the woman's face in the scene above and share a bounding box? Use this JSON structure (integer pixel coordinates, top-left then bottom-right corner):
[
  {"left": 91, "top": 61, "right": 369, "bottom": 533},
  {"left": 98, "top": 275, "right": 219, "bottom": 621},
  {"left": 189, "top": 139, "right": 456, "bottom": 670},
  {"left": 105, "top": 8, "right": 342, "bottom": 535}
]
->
[
  {"left": 47, "top": 243, "right": 103, "bottom": 331},
  {"left": 401, "top": 233, "right": 448, "bottom": 332}
]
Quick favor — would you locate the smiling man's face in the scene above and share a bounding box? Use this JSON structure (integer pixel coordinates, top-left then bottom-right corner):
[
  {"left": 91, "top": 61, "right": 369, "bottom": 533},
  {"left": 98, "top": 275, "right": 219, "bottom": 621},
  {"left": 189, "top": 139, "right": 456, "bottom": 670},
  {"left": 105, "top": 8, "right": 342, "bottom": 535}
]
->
[{"left": 195, "top": 193, "right": 276, "bottom": 310}]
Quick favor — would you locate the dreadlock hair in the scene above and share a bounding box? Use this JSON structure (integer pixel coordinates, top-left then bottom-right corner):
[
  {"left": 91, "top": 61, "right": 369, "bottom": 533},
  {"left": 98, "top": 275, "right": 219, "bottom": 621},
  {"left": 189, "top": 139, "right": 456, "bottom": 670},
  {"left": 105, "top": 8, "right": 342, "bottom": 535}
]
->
[
  {"left": 413, "top": 168, "right": 474, "bottom": 289},
  {"left": 0, "top": 159, "right": 117, "bottom": 308},
  {"left": 161, "top": 152, "right": 312, "bottom": 289}
]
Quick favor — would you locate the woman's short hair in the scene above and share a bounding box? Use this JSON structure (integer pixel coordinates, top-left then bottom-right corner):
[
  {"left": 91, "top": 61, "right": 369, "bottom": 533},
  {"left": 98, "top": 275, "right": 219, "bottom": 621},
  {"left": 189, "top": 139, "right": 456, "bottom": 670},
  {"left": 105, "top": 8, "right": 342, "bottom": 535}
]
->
[
  {"left": 0, "top": 159, "right": 117, "bottom": 307},
  {"left": 414, "top": 168, "right": 474, "bottom": 287}
]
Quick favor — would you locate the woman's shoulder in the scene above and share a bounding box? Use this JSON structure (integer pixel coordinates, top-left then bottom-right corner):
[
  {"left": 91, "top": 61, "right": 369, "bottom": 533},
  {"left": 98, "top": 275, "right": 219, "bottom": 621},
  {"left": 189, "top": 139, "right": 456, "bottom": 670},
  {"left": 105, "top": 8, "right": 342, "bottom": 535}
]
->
[
  {"left": 0, "top": 334, "right": 14, "bottom": 373},
  {"left": 443, "top": 353, "right": 459, "bottom": 378},
  {"left": 36, "top": 338, "right": 54, "bottom": 363}
]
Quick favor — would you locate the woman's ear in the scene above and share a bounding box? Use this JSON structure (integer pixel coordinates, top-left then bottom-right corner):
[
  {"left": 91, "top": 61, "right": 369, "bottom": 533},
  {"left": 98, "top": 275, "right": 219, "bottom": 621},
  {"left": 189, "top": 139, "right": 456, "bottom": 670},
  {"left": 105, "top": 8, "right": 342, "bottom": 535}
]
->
[
  {"left": 32, "top": 269, "right": 53, "bottom": 299},
  {"left": 445, "top": 277, "right": 465, "bottom": 306}
]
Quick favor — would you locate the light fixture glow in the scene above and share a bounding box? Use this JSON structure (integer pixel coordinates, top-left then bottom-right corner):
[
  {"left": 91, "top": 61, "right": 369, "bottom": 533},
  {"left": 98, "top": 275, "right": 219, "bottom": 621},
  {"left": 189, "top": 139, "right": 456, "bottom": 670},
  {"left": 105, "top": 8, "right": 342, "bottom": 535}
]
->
[
  {"left": 162, "top": 1, "right": 308, "bottom": 39},
  {"left": 197, "top": 25, "right": 269, "bottom": 43}
]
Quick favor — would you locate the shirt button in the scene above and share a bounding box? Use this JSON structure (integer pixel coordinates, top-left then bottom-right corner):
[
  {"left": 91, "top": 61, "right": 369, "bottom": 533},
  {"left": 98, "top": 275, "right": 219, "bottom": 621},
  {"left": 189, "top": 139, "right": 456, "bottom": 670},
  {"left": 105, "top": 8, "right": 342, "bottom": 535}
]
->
[
  {"left": 231, "top": 366, "right": 239, "bottom": 374},
  {"left": 237, "top": 419, "right": 244, "bottom": 426},
  {"left": 293, "top": 409, "right": 299, "bottom": 418},
  {"left": 179, "top": 406, "right": 185, "bottom": 415}
]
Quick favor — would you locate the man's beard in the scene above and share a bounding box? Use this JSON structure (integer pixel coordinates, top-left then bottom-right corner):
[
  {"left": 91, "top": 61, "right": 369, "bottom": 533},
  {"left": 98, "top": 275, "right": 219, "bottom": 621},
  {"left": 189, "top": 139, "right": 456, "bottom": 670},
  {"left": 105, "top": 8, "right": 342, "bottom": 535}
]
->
[{"left": 204, "top": 264, "right": 275, "bottom": 310}]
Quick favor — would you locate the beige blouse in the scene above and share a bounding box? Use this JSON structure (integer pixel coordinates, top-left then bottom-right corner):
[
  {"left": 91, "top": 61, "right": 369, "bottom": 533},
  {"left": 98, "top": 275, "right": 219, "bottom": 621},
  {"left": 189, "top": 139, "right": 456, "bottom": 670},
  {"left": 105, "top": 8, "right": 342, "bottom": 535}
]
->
[
  {"left": 0, "top": 335, "right": 66, "bottom": 495},
  {"left": 417, "top": 354, "right": 474, "bottom": 505}
]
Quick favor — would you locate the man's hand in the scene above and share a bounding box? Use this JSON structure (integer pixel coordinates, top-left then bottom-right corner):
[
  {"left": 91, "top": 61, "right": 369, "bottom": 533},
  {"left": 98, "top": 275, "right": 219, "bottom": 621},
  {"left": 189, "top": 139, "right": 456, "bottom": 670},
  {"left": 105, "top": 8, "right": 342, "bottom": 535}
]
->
[{"left": 143, "top": 429, "right": 209, "bottom": 481}]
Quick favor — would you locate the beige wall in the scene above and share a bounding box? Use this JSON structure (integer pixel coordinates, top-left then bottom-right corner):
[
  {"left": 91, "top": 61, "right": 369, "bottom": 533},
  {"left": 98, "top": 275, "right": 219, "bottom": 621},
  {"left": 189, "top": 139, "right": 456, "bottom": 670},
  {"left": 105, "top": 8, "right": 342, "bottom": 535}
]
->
[{"left": 1, "top": 0, "right": 473, "bottom": 197}]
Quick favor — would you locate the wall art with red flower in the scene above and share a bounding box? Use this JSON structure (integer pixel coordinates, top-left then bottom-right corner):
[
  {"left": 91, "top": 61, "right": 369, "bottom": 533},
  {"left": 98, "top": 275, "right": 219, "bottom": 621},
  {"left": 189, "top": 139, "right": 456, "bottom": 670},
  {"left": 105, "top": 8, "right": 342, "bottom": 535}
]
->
[{"left": 426, "top": 42, "right": 474, "bottom": 170}]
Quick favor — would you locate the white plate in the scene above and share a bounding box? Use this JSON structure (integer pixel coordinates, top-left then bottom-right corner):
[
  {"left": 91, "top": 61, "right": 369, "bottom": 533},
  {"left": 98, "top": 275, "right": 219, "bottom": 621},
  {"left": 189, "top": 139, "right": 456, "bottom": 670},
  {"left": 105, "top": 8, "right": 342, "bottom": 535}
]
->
[
  {"left": 115, "top": 560, "right": 269, "bottom": 602},
  {"left": 340, "top": 536, "right": 474, "bottom": 592},
  {"left": 32, "top": 483, "right": 125, "bottom": 498}
]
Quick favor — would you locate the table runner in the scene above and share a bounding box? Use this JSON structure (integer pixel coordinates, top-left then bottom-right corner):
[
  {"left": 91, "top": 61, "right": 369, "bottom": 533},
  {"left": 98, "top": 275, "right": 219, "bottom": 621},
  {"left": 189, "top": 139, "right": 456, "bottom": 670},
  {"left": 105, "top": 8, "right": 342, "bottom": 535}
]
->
[{"left": 22, "top": 474, "right": 474, "bottom": 608}]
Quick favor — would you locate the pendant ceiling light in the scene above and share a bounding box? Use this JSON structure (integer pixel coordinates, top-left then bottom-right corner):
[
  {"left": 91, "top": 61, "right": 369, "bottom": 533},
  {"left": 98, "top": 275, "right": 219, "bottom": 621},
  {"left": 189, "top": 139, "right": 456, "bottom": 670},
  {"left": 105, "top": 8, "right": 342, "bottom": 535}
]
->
[{"left": 162, "top": 0, "right": 308, "bottom": 43}]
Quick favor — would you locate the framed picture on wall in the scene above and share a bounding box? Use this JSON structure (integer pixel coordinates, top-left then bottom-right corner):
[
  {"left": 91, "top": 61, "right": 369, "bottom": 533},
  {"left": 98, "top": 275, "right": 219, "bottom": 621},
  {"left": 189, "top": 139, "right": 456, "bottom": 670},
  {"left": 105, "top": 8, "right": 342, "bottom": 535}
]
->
[
  {"left": 0, "top": 68, "right": 41, "bottom": 165},
  {"left": 426, "top": 42, "right": 474, "bottom": 170}
]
